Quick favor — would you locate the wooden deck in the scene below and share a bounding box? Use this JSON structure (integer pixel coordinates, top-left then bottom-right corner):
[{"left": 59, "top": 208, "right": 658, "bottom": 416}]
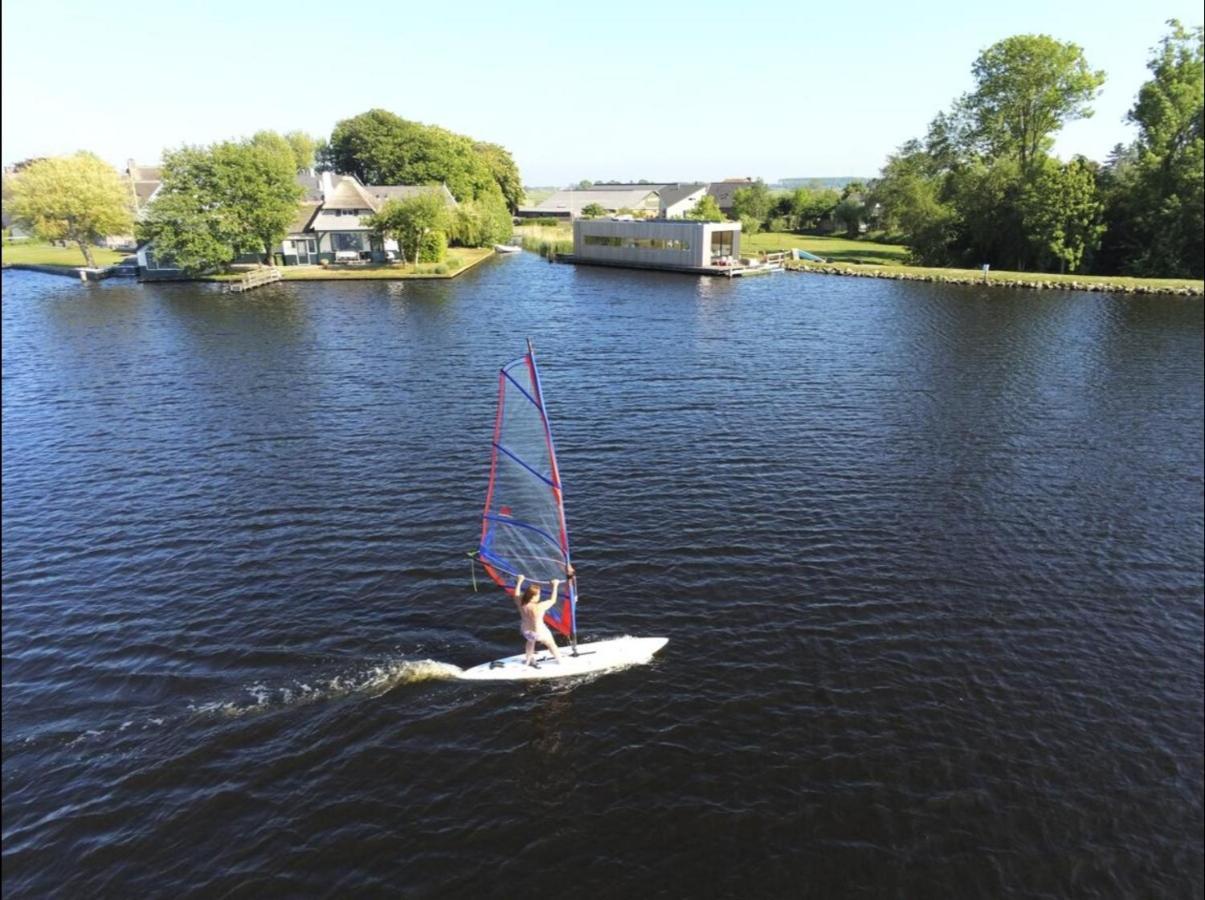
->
[
  {"left": 226, "top": 267, "right": 282, "bottom": 293},
  {"left": 558, "top": 255, "right": 783, "bottom": 278}
]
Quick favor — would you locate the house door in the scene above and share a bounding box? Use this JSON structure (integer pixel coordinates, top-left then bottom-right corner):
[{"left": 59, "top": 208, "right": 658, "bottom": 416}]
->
[{"left": 297, "top": 239, "right": 315, "bottom": 264}]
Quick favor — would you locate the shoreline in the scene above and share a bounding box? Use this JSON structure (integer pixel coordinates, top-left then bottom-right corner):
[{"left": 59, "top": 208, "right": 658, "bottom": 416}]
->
[
  {"left": 4, "top": 248, "right": 496, "bottom": 284},
  {"left": 785, "top": 261, "right": 1204, "bottom": 296}
]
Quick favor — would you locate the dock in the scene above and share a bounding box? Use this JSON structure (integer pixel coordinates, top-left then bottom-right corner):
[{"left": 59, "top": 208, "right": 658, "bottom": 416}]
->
[
  {"left": 226, "top": 267, "right": 282, "bottom": 293},
  {"left": 556, "top": 255, "right": 782, "bottom": 278}
]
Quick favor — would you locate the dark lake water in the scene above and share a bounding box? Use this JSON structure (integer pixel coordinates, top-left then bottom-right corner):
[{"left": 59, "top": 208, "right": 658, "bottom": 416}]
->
[{"left": 3, "top": 256, "right": 1202, "bottom": 898}]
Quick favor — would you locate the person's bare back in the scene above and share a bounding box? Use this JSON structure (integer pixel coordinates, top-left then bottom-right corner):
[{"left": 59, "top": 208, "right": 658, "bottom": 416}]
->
[{"left": 513, "top": 574, "right": 562, "bottom": 666}]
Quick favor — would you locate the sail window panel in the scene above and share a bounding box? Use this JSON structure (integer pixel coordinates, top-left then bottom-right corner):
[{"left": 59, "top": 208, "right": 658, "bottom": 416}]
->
[
  {"left": 488, "top": 452, "right": 563, "bottom": 551},
  {"left": 498, "top": 371, "right": 554, "bottom": 484}
]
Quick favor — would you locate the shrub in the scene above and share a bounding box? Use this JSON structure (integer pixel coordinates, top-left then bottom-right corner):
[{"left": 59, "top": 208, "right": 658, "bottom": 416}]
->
[
  {"left": 739, "top": 214, "right": 762, "bottom": 236},
  {"left": 418, "top": 229, "right": 447, "bottom": 263}
]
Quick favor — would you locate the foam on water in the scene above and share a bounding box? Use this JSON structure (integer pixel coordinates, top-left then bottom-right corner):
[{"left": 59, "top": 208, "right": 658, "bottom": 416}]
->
[{"left": 187, "top": 658, "right": 464, "bottom": 718}]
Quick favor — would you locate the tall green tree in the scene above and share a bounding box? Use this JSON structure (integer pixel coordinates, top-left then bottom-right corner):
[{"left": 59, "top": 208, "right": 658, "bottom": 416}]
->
[
  {"left": 325, "top": 109, "right": 517, "bottom": 208},
  {"left": 730, "top": 179, "right": 772, "bottom": 225},
  {"left": 5, "top": 152, "right": 133, "bottom": 268},
  {"left": 965, "top": 34, "right": 1105, "bottom": 169},
  {"left": 1020, "top": 156, "right": 1106, "bottom": 272},
  {"left": 949, "top": 156, "right": 1030, "bottom": 269},
  {"left": 473, "top": 141, "right": 523, "bottom": 212},
  {"left": 141, "top": 139, "right": 302, "bottom": 271},
  {"left": 790, "top": 186, "right": 840, "bottom": 230},
  {"left": 833, "top": 197, "right": 866, "bottom": 238},
  {"left": 869, "top": 140, "right": 956, "bottom": 263},
  {"left": 284, "top": 131, "right": 318, "bottom": 171},
  {"left": 1120, "top": 20, "right": 1204, "bottom": 277},
  {"left": 136, "top": 189, "right": 241, "bottom": 273}
]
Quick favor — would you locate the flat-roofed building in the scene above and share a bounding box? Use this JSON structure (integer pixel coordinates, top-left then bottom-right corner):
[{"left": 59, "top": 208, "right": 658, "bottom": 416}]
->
[{"left": 573, "top": 218, "right": 741, "bottom": 270}]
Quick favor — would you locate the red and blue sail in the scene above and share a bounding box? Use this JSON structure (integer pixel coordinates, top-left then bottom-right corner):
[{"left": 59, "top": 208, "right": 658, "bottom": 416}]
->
[{"left": 478, "top": 342, "right": 577, "bottom": 638}]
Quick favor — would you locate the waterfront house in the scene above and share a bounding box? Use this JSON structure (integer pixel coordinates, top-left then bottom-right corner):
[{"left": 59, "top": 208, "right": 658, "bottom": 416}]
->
[
  {"left": 573, "top": 218, "right": 741, "bottom": 270},
  {"left": 658, "top": 183, "right": 709, "bottom": 218},
  {"left": 138, "top": 172, "right": 457, "bottom": 274},
  {"left": 280, "top": 173, "right": 457, "bottom": 264}
]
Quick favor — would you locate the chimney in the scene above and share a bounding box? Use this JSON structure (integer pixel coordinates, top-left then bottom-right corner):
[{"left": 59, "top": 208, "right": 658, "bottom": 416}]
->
[{"left": 320, "top": 170, "right": 334, "bottom": 201}]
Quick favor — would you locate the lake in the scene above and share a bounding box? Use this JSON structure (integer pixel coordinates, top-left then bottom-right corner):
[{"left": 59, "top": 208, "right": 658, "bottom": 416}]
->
[{"left": 3, "top": 256, "right": 1202, "bottom": 897}]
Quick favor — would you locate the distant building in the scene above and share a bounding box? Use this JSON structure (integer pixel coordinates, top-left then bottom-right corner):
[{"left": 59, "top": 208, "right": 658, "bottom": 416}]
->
[
  {"left": 519, "top": 179, "right": 759, "bottom": 220},
  {"left": 573, "top": 218, "right": 741, "bottom": 270},
  {"left": 517, "top": 187, "right": 662, "bottom": 219},
  {"left": 657, "top": 183, "right": 708, "bottom": 218},
  {"left": 705, "top": 178, "right": 754, "bottom": 217}
]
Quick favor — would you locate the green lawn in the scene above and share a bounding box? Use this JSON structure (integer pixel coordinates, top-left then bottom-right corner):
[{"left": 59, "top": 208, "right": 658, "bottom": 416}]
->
[
  {"left": 208, "top": 247, "right": 495, "bottom": 281},
  {"left": 2, "top": 240, "right": 129, "bottom": 268},
  {"left": 740, "top": 231, "right": 910, "bottom": 266}
]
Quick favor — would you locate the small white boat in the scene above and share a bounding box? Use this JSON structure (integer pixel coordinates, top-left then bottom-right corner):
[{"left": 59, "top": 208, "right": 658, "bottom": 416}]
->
[{"left": 494, "top": 243, "right": 522, "bottom": 254}]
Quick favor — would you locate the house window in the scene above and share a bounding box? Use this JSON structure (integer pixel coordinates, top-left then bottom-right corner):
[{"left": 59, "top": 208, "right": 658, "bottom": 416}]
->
[
  {"left": 333, "top": 232, "right": 367, "bottom": 252},
  {"left": 710, "top": 231, "right": 734, "bottom": 260}
]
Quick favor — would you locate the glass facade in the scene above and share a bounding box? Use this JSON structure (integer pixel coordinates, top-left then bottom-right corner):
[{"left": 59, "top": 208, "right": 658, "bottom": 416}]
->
[
  {"left": 710, "top": 231, "right": 734, "bottom": 260},
  {"left": 583, "top": 235, "right": 691, "bottom": 251}
]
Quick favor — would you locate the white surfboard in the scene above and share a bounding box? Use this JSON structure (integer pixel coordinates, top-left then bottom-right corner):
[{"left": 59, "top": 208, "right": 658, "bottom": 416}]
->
[{"left": 457, "top": 636, "right": 668, "bottom": 682}]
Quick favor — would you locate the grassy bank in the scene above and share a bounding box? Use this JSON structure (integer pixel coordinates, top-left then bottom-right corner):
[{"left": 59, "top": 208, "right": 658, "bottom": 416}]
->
[
  {"left": 2, "top": 240, "right": 128, "bottom": 268},
  {"left": 513, "top": 223, "right": 573, "bottom": 258},
  {"left": 741, "top": 231, "right": 910, "bottom": 266},
  {"left": 788, "top": 260, "right": 1204, "bottom": 294},
  {"left": 206, "top": 248, "right": 495, "bottom": 281},
  {"left": 747, "top": 232, "right": 1202, "bottom": 293}
]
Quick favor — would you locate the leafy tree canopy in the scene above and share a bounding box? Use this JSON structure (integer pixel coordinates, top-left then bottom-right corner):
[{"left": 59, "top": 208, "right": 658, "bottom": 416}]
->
[
  {"left": 965, "top": 34, "right": 1105, "bottom": 168},
  {"left": 1119, "top": 20, "right": 1204, "bottom": 277},
  {"left": 685, "top": 195, "right": 726, "bottom": 222},
  {"left": 730, "top": 179, "right": 772, "bottom": 224},
  {"left": 366, "top": 192, "right": 450, "bottom": 265},
  {"left": 325, "top": 109, "right": 520, "bottom": 210},
  {"left": 6, "top": 152, "right": 133, "bottom": 268},
  {"left": 284, "top": 131, "right": 318, "bottom": 171},
  {"left": 140, "top": 138, "right": 302, "bottom": 272},
  {"left": 580, "top": 202, "right": 607, "bottom": 218},
  {"left": 1020, "top": 155, "right": 1105, "bottom": 273}
]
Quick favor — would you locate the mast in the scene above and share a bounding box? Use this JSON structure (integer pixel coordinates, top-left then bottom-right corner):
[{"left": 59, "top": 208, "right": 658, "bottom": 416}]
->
[{"left": 526, "top": 337, "right": 578, "bottom": 653}]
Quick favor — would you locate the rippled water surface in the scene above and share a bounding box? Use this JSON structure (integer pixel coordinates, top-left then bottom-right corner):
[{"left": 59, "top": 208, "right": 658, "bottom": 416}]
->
[{"left": 3, "top": 257, "right": 1202, "bottom": 897}]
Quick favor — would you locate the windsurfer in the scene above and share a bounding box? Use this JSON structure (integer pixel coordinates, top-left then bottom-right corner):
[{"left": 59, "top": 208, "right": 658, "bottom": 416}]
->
[{"left": 513, "top": 574, "right": 563, "bottom": 667}]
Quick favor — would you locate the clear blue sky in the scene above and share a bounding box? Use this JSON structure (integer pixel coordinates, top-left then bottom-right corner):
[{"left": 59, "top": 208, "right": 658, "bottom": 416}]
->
[{"left": 2, "top": 0, "right": 1200, "bottom": 186}]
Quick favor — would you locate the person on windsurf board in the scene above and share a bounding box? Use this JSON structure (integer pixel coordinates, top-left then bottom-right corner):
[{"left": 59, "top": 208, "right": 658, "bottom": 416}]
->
[{"left": 513, "top": 574, "right": 564, "bottom": 667}]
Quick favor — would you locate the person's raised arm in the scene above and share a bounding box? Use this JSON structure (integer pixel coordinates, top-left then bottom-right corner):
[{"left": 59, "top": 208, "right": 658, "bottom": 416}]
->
[
  {"left": 537, "top": 580, "right": 559, "bottom": 616},
  {"left": 512, "top": 574, "right": 526, "bottom": 606}
]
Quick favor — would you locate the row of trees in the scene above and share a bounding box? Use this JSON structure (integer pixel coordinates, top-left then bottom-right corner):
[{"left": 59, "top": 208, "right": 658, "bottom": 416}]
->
[
  {"left": 4, "top": 111, "right": 522, "bottom": 273},
  {"left": 868, "top": 22, "right": 1203, "bottom": 277}
]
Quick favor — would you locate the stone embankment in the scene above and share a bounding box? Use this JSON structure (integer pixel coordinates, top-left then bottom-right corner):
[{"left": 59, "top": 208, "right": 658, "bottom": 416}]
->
[{"left": 787, "top": 263, "right": 1204, "bottom": 296}]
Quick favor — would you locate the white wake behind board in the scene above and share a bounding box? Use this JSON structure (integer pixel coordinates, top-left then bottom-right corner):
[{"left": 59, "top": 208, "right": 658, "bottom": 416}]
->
[{"left": 457, "top": 636, "right": 668, "bottom": 682}]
